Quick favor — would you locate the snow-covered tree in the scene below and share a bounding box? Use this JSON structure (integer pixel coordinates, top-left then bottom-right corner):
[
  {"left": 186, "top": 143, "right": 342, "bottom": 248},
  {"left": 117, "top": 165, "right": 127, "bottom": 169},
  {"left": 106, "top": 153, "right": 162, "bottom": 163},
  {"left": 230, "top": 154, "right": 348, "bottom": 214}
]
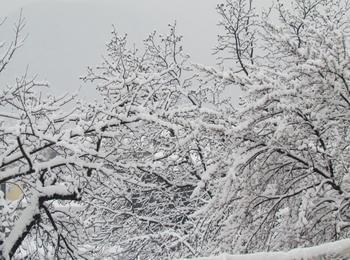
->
[
  {"left": 80, "top": 25, "right": 234, "bottom": 259},
  {"left": 0, "top": 14, "right": 107, "bottom": 259},
  {"left": 0, "top": 15, "right": 230, "bottom": 259},
  {"left": 2, "top": 0, "right": 350, "bottom": 259},
  {"left": 196, "top": 0, "right": 350, "bottom": 255}
]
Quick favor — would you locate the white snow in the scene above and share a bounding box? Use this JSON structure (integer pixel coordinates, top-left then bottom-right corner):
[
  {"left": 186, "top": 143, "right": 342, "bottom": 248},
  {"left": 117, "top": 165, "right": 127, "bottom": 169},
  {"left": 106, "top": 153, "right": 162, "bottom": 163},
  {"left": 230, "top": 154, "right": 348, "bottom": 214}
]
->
[{"left": 182, "top": 238, "right": 350, "bottom": 260}]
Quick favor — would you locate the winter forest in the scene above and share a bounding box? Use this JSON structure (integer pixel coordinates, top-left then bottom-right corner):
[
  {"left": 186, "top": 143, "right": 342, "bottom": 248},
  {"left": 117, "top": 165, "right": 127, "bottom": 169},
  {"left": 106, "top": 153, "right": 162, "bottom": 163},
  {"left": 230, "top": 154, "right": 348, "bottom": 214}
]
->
[{"left": 0, "top": 0, "right": 350, "bottom": 259}]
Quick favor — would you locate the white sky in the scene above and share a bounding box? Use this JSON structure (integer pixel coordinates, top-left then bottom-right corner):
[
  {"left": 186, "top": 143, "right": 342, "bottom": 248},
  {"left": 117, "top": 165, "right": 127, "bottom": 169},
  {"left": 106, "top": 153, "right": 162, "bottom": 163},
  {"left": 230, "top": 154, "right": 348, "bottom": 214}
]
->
[{"left": 0, "top": 0, "right": 272, "bottom": 100}]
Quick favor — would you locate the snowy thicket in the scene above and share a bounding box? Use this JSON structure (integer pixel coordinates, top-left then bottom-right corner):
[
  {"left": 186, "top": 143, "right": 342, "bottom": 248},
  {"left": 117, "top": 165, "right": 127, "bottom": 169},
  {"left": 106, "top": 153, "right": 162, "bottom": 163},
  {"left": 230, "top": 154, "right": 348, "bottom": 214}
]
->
[
  {"left": 0, "top": 14, "right": 100, "bottom": 259},
  {"left": 0, "top": 0, "right": 350, "bottom": 259},
  {"left": 79, "top": 25, "right": 234, "bottom": 259},
  {"left": 195, "top": 0, "right": 350, "bottom": 256}
]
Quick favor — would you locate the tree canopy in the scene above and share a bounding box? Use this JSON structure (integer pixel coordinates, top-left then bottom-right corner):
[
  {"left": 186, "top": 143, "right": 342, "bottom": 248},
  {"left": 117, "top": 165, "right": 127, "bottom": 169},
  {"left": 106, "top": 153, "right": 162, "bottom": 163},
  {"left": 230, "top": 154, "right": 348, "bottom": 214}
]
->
[{"left": 0, "top": 0, "right": 350, "bottom": 259}]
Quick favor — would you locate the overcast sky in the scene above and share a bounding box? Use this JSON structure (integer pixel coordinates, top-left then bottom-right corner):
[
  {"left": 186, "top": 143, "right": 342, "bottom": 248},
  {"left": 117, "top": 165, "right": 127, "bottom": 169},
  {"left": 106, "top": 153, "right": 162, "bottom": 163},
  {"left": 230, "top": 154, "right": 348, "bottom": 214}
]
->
[{"left": 0, "top": 0, "right": 273, "bottom": 100}]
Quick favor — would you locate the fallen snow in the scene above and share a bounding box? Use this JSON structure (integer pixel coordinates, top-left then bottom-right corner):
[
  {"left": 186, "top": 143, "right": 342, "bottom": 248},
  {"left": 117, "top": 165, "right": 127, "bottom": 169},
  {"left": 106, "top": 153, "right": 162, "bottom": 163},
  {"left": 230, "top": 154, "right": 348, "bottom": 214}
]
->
[{"left": 183, "top": 238, "right": 350, "bottom": 260}]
